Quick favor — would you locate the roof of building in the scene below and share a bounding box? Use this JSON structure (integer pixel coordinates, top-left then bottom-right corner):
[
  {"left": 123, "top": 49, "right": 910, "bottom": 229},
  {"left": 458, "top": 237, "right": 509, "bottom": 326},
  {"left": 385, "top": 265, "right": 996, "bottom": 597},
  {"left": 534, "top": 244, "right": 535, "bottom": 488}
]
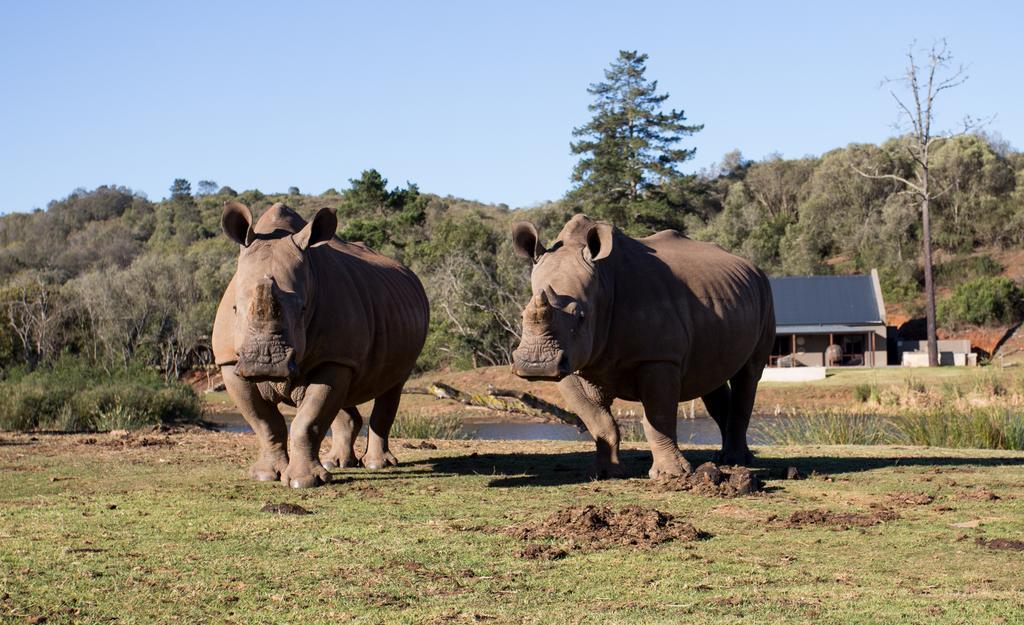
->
[{"left": 769, "top": 273, "right": 885, "bottom": 328}]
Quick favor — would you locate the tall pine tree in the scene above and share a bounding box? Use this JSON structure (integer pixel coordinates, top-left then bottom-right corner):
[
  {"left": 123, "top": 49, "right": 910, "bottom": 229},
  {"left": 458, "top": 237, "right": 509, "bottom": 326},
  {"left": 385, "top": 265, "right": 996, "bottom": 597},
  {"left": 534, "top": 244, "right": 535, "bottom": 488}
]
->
[{"left": 569, "top": 50, "right": 702, "bottom": 233}]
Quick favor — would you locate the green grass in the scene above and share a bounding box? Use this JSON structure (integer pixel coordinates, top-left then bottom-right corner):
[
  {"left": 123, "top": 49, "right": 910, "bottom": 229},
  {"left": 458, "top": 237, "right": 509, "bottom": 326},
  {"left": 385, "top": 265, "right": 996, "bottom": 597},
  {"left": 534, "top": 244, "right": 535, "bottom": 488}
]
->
[
  {"left": 760, "top": 408, "right": 1024, "bottom": 450},
  {"left": 1, "top": 433, "right": 1023, "bottom": 624},
  {"left": 890, "top": 408, "right": 1024, "bottom": 451},
  {"left": 757, "top": 411, "right": 895, "bottom": 446},
  {"left": 760, "top": 366, "right": 1018, "bottom": 389},
  {"left": 390, "top": 412, "right": 471, "bottom": 439}
]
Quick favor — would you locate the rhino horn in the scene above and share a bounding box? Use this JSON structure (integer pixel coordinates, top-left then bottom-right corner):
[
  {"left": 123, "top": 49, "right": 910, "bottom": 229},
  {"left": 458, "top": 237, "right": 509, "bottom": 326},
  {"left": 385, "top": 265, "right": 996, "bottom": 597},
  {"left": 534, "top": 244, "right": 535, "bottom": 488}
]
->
[{"left": 543, "top": 285, "right": 558, "bottom": 307}]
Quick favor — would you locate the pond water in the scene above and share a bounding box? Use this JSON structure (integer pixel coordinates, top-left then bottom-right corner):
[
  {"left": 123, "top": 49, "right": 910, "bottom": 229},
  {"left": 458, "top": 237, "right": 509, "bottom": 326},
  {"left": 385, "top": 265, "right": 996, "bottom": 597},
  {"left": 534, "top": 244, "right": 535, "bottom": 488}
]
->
[{"left": 207, "top": 412, "right": 781, "bottom": 445}]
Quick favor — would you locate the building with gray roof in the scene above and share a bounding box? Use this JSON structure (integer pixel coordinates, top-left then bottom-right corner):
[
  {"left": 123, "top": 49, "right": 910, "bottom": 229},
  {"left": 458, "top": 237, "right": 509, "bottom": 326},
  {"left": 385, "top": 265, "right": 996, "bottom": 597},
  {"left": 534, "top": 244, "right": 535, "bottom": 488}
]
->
[{"left": 768, "top": 270, "right": 887, "bottom": 367}]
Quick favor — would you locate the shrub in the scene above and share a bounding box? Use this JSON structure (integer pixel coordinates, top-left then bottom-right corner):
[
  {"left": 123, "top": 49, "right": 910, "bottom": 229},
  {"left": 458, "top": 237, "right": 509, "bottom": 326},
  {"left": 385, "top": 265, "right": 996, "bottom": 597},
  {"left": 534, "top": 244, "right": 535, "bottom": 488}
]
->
[
  {"left": 933, "top": 254, "right": 1003, "bottom": 287},
  {"left": 938, "top": 276, "right": 1024, "bottom": 327},
  {"left": 852, "top": 383, "right": 879, "bottom": 403},
  {"left": 879, "top": 266, "right": 922, "bottom": 312},
  {"left": 0, "top": 357, "right": 201, "bottom": 432}
]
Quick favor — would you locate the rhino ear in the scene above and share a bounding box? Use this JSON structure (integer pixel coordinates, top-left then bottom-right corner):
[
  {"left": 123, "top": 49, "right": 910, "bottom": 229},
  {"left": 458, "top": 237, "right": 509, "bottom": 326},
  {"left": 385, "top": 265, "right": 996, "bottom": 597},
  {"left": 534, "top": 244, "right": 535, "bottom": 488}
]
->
[
  {"left": 512, "top": 222, "right": 545, "bottom": 261},
  {"left": 585, "top": 223, "right": 614, "bottom": 262},
  {"left": 293, "top": 207, "right": 337, "bottom": 250},
  {"left": 222, "top": 201, "right": 255, "bottom": 247}
]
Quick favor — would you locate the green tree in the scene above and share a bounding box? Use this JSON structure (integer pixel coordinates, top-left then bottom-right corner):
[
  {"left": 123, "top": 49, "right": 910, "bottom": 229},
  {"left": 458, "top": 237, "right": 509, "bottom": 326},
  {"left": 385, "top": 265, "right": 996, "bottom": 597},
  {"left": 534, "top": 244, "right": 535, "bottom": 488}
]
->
[
  {"left": 195, "top": 180, "right": 218, "bottom": 196},
  {"left": 169, "top": 179, "right": 192, "bottom": 201},
  {"left": 569, "top": 50, "right": 702, "bottom": 232},
  {"left": 337, "top": 170, "right": 426, "bottom": 259}
]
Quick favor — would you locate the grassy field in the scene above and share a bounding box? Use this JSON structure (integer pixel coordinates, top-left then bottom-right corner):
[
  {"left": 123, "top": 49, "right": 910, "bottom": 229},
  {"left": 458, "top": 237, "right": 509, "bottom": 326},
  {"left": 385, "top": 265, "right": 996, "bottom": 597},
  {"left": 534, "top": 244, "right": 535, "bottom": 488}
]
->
[{"left": 2, "top": 430, "right": 1023, "bottom": 624}]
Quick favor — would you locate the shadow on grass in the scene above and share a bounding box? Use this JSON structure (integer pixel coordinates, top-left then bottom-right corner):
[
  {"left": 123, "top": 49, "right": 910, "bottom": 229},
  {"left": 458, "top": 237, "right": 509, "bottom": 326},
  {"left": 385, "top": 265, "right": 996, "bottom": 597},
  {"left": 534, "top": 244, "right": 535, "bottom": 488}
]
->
[
  {"left": 755, "top": 453, "right": 1024, "bottom": 476},
  {"left": 416, "top": 448, "right": 1024, "bottom": 488},
  {"left": 422, "top": 449, "right": 722, "bottom": 487}
]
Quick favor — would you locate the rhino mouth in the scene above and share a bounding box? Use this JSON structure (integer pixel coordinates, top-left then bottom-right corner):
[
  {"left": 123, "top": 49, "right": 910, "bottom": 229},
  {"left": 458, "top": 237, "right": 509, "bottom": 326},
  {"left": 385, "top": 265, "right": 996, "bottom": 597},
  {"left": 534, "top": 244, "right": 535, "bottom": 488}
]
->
[
  {"left": 511, "top": 349, "right": 570, "bottom": 381},
  {"left": 235, "top": 338, "right": 297, "bottom": 381}
]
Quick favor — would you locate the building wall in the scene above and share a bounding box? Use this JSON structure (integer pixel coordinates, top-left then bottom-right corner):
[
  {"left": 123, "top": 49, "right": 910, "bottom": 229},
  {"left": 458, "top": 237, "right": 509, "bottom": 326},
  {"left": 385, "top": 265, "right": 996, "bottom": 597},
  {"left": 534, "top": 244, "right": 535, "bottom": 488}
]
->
[{"left": 778, "top": 326, "right": 887, "bottom": 368}]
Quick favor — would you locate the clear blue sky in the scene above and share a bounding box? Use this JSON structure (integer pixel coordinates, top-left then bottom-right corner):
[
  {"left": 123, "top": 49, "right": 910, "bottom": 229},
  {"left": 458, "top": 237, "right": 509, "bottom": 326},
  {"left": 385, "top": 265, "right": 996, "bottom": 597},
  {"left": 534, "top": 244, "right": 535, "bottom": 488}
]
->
[{"left": 2, "top": 1, "right": 1021, "bottom": 214}]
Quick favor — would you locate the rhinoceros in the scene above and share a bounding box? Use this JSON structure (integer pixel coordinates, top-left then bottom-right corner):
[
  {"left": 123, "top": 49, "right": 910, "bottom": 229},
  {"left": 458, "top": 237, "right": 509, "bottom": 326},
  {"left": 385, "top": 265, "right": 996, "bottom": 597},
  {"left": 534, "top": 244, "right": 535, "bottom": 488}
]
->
[
  {"left": 510, "top": 214, "right": 775, "bottom": 478},
  {"left": 212, "top": 202, "right": 429, "bottom": 487}
]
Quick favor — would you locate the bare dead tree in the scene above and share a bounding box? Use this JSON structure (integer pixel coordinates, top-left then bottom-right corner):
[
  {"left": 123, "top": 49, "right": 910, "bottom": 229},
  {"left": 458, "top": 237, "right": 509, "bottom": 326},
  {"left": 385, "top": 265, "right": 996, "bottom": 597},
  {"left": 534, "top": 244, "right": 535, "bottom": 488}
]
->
[
  {"left": 4, "top": 276, "right": 59, "bottom": 367},
  {"left": 428, "top": 252, "right": 525, "bottom": 367},
  {"left": 853, "top": 39, "right": 986, "bottom": 367}
]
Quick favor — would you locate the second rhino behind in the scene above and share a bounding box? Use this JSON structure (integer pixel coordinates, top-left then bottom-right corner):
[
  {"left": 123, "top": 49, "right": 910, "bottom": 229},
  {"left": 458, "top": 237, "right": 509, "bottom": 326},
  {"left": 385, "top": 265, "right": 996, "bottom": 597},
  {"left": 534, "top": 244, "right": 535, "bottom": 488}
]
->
[
  {"left": 212, "top": 202, "right": 429, "bottom": 487},
  {"left": 510, "top": 214, "right": 775, "bottom": 479}
]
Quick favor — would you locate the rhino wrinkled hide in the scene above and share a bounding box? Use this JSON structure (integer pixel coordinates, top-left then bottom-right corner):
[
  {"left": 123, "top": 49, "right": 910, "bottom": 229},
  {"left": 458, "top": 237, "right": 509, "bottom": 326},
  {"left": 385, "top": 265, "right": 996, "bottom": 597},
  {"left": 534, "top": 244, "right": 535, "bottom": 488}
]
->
[
  {"left": 212, "top": 201, "right": 429, "bottom": 487},
  {"left": 510, "top": 214, "right": 775, "bottom": 480}
]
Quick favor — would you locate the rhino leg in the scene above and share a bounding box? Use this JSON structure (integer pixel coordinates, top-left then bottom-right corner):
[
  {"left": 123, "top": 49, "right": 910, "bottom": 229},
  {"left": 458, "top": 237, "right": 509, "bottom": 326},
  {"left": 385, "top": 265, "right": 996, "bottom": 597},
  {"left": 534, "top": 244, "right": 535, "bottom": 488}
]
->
[
  {"left": 720, "top": 365, "right": 758, "bottom": 466},
  {"left": 637, "top": 362, "right": 693, "bottom": 479},
  {"left": 362, "top": 383, "right": 403, "bottom": 470},
  {"left": 701, "top": 384, "right": 733, "bottom": 460},
  {"left": 558, "top": 375, "right": 623, "bottom": 479},
  {"left": 222, "top": 365, "right": 289, "bottom": 482},
  {"left": 281, "top": 364, "right": 352, "bottom": 488},
  {"left": 322, "top": 407, "right": 363, "bottom": 470}
]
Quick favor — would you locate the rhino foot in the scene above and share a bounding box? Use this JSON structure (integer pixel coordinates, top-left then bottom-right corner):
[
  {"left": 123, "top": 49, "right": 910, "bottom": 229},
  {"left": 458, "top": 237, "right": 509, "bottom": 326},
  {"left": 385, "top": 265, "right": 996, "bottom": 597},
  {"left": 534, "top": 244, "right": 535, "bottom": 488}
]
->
[
  {"left": 717, "top": 447, "right": 754, "bottom": 467},
  {"left": 361, "top": 451, "right": 398, "bottom": 470},
  {"left": 321, "top": 452, "right": 360, "bottom": 470},
  {"left": 280, "top": 462, "right": 332, "bottom": 488},
  {"left": 589, "top": 459, "right": 626, "bottom": 480},
  {"left": 648, "top": 452, "right": 693, "bottom": 480},
  {"left": 248, "top": 453, "right": 289, "bottom": 482}
]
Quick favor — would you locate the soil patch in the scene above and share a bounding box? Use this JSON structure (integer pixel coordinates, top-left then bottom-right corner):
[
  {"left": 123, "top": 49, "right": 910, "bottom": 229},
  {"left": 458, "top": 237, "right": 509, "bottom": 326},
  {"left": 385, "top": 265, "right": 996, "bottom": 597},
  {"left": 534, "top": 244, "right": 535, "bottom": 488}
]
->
[
  {"left": 652, "top": 462, "right": 763, "bottom": 497},
  {"left": 955, "top": 486, "right": 1000, "bottom": 501},
  {"left": 506, "top": 505, "right": 709, "bottom": 553},
  {"left": 518, "top": 544, "right": 568, "bottom": 560},
  {"left": 976, "top": 537, "right": 1024, "bottom": 552},
  {"left": 887, "top": 492, "right": 934, "bottom": 506},
  {"left": 260, "top": 502, "right": 312, "bottom": 515},
  {"left": 786, "top": 507, "right": 899, "bottom": 530},
  {"left": 98, "top": 428, "right": 179, "bottom": 448}
]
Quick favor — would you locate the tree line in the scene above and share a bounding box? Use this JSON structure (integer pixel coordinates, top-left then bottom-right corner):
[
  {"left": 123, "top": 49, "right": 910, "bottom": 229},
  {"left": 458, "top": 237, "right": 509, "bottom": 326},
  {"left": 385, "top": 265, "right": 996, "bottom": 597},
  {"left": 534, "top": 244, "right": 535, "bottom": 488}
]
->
[{"left": 1, "top": 49, "right": 1022, "bottom": 383}]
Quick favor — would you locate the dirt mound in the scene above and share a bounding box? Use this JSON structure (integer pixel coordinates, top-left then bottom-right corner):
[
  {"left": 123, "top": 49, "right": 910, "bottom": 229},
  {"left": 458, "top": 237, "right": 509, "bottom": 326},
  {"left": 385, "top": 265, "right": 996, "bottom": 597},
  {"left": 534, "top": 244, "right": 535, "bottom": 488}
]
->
[
  {"left": 887, "top": 492, "right": 934, "bottom": 506},
  {"left": 955, "top": 486, "right": 1001, "bottom": 501},
  {"left": 976, "top": 537, "right": 1024, "bottom": 552},
  {"left": 260, "top": 502, "right": 312, "bottom": 515},
  {"left": 96, "top": 426, "right": 180, "bottom": 448},
  {"left": 518, "top": 544, "right": 568, "bottom": 560},
  {"left": 506, "top": 505, "right": 709, "bottom": 552},
  {"left": 786, "top": 507, "right": 899, "bottom": 529},
  {"left": 652, "top": 462, "right": 763, "bottom": 497}
]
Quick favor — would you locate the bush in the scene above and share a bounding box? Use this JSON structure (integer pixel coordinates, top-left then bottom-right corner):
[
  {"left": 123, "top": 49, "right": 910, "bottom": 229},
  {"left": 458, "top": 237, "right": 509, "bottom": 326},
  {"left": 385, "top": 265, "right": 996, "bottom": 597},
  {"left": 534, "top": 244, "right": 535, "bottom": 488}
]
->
[
  {"left": 0, "top": 357, "right": 202, "bottom": 432},
  {"left": 852, "top": 383, "right": 879, "bottom": 403},
  {"left": 933, "top": 254, "right": 1003, "bottom": 287},
  {"left": 938, "top": 276, "right": 1024, "bottom": 327}
]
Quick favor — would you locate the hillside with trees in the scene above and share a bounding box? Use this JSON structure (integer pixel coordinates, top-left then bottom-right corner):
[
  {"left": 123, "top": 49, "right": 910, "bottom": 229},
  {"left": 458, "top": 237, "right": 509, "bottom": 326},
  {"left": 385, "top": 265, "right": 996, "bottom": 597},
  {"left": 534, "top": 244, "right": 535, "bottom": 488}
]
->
[
  {"left": 2, "top": 129, "right": 1022, "bottom": 381},
  {"left": 0, "top": 49, "right": 1022, "bottom": 431}
]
